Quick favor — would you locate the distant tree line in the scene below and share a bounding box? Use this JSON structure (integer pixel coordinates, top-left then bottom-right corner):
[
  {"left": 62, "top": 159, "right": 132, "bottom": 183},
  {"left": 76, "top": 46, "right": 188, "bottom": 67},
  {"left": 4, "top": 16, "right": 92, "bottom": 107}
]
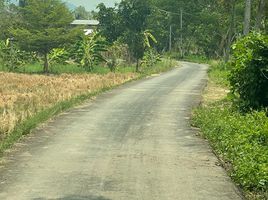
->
[
  {"left": 0, "top": 0, "right": 267, "bottom": 74},
  {"left": 97, "top": 0, "right": 267, "bottom": 59}
]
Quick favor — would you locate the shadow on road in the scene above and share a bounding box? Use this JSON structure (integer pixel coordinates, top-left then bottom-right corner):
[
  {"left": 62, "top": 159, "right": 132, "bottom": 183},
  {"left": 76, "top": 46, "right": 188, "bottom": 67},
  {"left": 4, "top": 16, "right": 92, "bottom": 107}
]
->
[{"left": 33, "top": 195, "right": 111, "bottom": 200}]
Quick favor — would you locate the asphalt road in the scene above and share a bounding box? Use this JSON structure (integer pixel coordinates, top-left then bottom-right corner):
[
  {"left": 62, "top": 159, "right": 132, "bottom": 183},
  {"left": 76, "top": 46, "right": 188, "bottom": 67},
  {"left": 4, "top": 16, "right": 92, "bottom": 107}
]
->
[{"left": 0, "top": 62, "right": 242, "bottom": 200}]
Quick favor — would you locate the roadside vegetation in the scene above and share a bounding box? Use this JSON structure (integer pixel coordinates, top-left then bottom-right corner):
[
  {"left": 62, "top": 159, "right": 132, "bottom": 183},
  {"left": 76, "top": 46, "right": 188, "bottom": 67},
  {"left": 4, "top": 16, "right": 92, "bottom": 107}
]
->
[
  {"left": 0, "top": 0, "right": 178, "bottom": 153},
  {"left": 0, "top": 0, "right": 267, "bottom": 196},
  {"left": 192, "top": 33, "right": 268, "bottom": 199}
]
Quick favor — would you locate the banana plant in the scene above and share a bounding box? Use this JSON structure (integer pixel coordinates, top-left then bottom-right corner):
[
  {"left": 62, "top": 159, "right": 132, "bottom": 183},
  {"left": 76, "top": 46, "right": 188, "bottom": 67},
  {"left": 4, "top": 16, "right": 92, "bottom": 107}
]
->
[
  {"left": 0, "top": 38, "right": 29, "bottom": 71},
  {"left": 143, "top": 30, "right": 157, "bottom": 48},
  {"left": 48, "top": 48, "right": 69, "bottom": 64},
  {"left": 74, "top": 32, "right": 108, "bottom": 71},
  {"left": 140, "top": 30, "right": 159, "bottom": 69}
]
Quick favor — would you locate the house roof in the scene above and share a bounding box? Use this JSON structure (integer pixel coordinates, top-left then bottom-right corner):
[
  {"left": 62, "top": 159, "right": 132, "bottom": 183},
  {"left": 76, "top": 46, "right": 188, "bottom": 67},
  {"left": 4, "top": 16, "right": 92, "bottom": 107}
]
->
[{"left": 71, "top": 20, "right": 99, "bottom": 26}]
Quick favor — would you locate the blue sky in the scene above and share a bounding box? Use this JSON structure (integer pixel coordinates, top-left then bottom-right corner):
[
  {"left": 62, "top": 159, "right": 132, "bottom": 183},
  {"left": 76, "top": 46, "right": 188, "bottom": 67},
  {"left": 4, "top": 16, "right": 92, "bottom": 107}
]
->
[{"left": 66, "top": 0, "right": 119, "bottom": 10}]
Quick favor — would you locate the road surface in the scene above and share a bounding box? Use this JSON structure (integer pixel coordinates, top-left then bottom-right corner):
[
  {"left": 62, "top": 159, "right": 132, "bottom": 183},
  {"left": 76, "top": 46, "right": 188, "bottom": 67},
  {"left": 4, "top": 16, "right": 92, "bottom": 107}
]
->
[{"left": 0, "top": 62, "right": 242, "bottom": 200}]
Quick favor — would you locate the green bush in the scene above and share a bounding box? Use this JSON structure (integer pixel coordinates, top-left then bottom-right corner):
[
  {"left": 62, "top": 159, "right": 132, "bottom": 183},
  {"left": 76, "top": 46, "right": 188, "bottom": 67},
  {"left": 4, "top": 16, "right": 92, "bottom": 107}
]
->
[
  {"left": 0, "top": 39, "right": 34, "bottom": 71},
  {"left": 208, "top": 61, "right": 231, "bottom": 86},
  {"left": 104, "top": 41, "right": 131, "bottom": 72},
  {"left": 193, "top": 102, "right": 268, "bottom": 194},
  {"left": 229, "top": 33, "right": 268, "bottom": 110},
  {"left": 141, "top": 57, "right": 176, "bottom": 75},
  {"left": 141, "top": 49, "right": 161, "bottom": 69},
  {"left": 71, "top": 32, "right": 108, "bottom": 71},
  {"left": 48, "top": 48, "right": 69, "bottom": 65}
]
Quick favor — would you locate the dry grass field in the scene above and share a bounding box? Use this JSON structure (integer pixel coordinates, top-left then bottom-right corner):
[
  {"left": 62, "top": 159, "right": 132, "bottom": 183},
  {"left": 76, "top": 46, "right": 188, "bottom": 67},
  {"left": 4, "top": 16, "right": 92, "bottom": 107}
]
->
[{"left": 0, "top": 72, "right": 137, "bottom": 140}]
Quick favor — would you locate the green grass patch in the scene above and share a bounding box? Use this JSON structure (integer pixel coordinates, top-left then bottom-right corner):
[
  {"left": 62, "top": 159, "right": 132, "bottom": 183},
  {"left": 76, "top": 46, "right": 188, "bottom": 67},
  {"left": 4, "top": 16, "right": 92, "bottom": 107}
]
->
[
  {"left": 192, "top": 101, "right": 268, "bottom": 199},
  {"left": 165, "top": 53, "right": 213, "bottom": 65},
  {"left": 208, "top": 61, "right": 230, "bottom": 87},
  {"left": 0, "top": 62, "right": 136, "bottom": 75},
  {"left": 0, "top": 57, "right": 176, "bottom": 75},
  {"left": 182, "top": 55, "right": 211, "bottom": 64},
  {"left": 117, "top": 65, "right": 136, "bottom": 73},
  {"left": 0, "top": 62, "right": 87, "bottom": 74},
  {"left": 141, "top": 58, "right": 178, "bottom": 75},
  {"left": 192, "top": 61, "right": 268, "bottom": 199}
]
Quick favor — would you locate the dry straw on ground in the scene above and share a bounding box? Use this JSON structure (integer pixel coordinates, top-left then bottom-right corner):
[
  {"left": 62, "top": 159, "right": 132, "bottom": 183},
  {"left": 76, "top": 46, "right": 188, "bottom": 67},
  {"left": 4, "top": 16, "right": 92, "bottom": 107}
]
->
[
  {"left": 203, "top": 81, "right": 229, "bottom": 105},
  {"left": 0, "top": 72, "right": 136, "bottom": 140}
]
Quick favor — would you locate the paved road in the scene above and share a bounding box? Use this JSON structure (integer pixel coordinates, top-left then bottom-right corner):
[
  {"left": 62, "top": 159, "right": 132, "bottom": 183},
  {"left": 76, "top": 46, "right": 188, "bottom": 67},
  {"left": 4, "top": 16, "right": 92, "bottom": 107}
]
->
[{"left": 0, "top": 62, "right": 242, "bottom": 200}]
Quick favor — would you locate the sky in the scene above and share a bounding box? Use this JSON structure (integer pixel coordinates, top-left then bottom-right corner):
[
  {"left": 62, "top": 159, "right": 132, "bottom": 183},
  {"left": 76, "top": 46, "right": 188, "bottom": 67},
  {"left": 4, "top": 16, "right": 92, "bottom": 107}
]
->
[{"left": 66, "top": 0, "right": 119, "bottom": 10}]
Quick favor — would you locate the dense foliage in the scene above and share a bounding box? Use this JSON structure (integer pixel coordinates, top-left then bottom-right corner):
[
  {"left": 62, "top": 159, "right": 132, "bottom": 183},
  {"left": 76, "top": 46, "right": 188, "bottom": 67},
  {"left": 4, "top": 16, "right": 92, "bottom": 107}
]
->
[
  {"left": 11, "top": 0, "right": 78, "bottom": 72},
  {"left": 150, "top": 0, "right": 267, "bottom": 58},
  {"left": 193, "top": 62, "right": 268, "bottom": 199},
  {"left": 96, "top": 0, "right": 268, "bottom": 61},
  {"left": 71, "top": 33, "right": 108, "bottom": 71},
  {"left": 98, "top": 0, "right": 154, "bottom": 71},
  {"left": 0, "top": 38, "right": 31, "bottom": 70},
  {"left": 0, "top": 0, "right": 267, "bottom": 198},
  {"left": 193, "top": 102, "right": 268, "bottom": 195},
  {"left": 229, "top": 33, "right": 268, "bottom": 110},
  {"left": 0, "top": 0, "right": 267, "bottom": 72}
]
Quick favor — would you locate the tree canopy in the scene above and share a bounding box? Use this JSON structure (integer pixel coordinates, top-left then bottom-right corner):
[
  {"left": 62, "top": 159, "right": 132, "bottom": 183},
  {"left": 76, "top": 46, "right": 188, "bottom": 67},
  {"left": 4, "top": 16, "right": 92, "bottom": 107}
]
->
[
  {"left": 0, "top": 0, "right": 267, "bottom": 73},
  {"left": 12, "top": 0, "right": 77, "bottom": 72},
  {"left": 73, "top": 5, "right": 92, "bottom": 20}
]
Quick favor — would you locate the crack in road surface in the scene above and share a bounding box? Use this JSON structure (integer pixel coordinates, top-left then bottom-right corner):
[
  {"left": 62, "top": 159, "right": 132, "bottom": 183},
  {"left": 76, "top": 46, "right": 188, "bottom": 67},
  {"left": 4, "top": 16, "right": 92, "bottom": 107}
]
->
[{"left": 0, "top": 62, "right": 242, "bottom": 200}]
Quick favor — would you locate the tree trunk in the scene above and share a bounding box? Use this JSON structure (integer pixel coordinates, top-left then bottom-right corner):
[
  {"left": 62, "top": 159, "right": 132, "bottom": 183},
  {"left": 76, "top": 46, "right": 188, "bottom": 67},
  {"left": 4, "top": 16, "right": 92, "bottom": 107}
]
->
[
  {"left": 136, "top": 58, "right": 139, "bottom": 72},
  {"left": 225, "top": 1, "right": 236, "bottom": 62},
  {"left": 219, "top": 31, "right": 228, "bottom": 58},
  {"left": 255, "top": 0, "right": 265, "bottom": 31},
  {"left": 43, "top": 53, "right": 49, "bottom": 73},
  {"left": 243, "top": 0, "right": 251, "bottom": 35}
]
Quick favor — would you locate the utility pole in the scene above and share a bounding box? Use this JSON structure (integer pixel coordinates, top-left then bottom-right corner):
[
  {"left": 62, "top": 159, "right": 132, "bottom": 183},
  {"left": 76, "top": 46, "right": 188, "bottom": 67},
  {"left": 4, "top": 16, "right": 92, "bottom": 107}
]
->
[
  {"left": 154, "top": 7, "right": 183, "bottom": 54},
  {"left": 180, "top": 8, "right": 183, "bottom": 58}
]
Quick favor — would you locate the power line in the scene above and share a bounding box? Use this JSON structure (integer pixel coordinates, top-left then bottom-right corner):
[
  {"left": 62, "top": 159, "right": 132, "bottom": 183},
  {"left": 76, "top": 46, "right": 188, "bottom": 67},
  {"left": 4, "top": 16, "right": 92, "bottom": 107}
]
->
[
  {"left": 153, "top": 6, "right": 197, "bottom": 17},
  {"left": 154, "top": 7, "right": 180, "bottom": 16},
  {"left": 153, "top": 6, "right": 186, "bottom": 54}
]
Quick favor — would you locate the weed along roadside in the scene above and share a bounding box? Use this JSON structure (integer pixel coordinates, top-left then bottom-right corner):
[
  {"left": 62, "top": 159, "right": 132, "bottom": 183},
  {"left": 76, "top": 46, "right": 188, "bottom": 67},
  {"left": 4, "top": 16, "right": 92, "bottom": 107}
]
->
[
  {"left": 0, "top": 0, "right": 267, "bottom": 198},
  {"left": 192, "top": 59, "right": 268, "bottom": 200},
  {"left": 0, "top": 58, "right": 177, "bottom": 156}
]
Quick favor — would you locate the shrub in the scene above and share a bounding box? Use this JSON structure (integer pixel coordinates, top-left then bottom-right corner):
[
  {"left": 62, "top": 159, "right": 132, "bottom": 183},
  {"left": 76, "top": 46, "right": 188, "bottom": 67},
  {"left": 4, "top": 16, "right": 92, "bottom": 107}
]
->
[
  {"left": 48, "top": 48, "right": 69, "bottom": 65},
  {"left": 193, "top": 102, "right": 268, "bottom": 194},
  {"left": 0, "top": 39, "right": 33, "bottom": 71},
  {"left": 104, "top": 41, "right": 131, "bottom": 72},
  {"left": 208, "top": 61, "right": 231, "bottom": 86},
  {"left": 141, "top": 49, "right": 161, "bottom": 69},
  {"left": 71, "top": 33, "right": 108, "bottom": 71},
  {"left": 229, "top": 33, "right": 268, "bottom": 110}
]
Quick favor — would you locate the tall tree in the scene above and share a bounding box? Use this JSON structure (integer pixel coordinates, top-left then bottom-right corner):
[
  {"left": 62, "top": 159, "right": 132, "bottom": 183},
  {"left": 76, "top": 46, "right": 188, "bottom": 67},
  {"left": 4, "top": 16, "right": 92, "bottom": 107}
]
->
[
  {"left": 118, "top": 0, "right": 151, "bottom": 71},
  {"left": 225, "top": 0, "right": 237, "bottom": 61},
  {"left": 255, "top": 0, "right": 265, "bottom": 31},
  {"left": 243, "top": 0, "right": 251, "bottom": 35},
  {"left": 0, "top": 0, "right": 19, "bottom": 40},
  {"left": 73, "top": 6, "right": 92, "bottom": 20},
  {"left": 0, "top": 0, "right": 4, "bottom": 8},
  {"left": 19, "top": 0, "right": 26, "bottom": 7},
  {"left": 12, "top": 0, "right": 77, "bottom": 73},
  {"left": 97, "top": 3, "right": 123, "bottom": 43},
  {"left": 0, "top": 0, "right": 5, "bottom": 39}
]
